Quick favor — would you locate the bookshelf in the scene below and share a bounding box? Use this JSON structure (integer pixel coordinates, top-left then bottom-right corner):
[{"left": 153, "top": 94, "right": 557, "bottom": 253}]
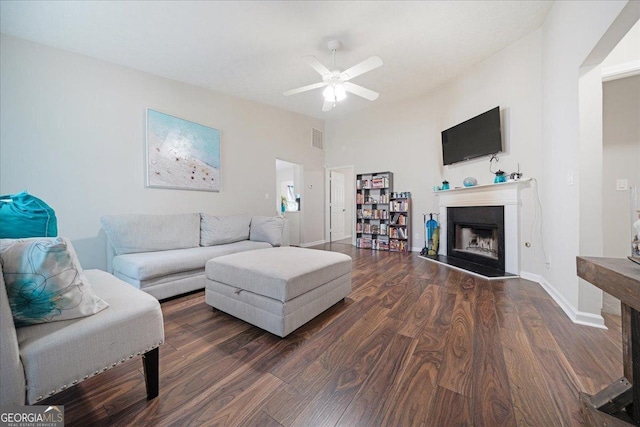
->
[
  {"left": 356, "top": 172, "right": 393, "bottom": 251},
  {"left": 389, "top": 192, "right": 411, "bottom": 253}
]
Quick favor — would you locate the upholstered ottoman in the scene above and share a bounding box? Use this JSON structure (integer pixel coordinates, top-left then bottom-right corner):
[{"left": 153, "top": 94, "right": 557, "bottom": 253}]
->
[{"left": 205, "top": 247, "right": 352, "bottom": 337}]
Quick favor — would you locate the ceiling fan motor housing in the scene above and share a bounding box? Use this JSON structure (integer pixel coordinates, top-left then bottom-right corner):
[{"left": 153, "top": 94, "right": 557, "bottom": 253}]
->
[{"left": 327, "top": 40, "right": 341, "bottom": 52}]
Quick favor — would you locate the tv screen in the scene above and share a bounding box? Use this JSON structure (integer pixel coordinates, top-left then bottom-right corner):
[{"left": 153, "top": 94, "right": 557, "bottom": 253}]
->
[{"left": 441, "top": 106, "right": 502, "bottom": 166}]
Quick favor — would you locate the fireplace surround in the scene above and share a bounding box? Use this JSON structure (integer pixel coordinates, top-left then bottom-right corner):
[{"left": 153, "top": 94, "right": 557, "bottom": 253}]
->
[{"left": 425, "top": 180, "right": 529, "bottom": 278}]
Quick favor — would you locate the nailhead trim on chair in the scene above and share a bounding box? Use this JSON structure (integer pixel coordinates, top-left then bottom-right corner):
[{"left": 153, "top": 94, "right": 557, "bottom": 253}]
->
[{"left": 33, "top": 342, "right": 164, "bottom": 402}]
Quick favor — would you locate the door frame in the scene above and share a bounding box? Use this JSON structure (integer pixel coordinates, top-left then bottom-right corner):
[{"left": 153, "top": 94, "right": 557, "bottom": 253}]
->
[{"left": 325, "top": 165, "right": 355, "bottom": 244}]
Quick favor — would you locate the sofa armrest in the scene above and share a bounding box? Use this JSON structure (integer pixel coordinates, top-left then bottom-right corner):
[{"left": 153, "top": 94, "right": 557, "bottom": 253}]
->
[
  {"left": 106, "top": 239, "right": 115, "bottom": 273},
  {"left": 281, "top": 218, "right": 290, "bottom": 247}
]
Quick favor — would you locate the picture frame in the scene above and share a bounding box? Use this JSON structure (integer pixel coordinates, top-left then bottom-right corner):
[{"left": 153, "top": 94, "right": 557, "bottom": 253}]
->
[{"left": 146, "top": 109, "right": 221, "bottom": 192}]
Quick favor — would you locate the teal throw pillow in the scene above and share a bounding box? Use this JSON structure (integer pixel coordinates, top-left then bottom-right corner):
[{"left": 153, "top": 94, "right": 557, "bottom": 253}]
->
[{"left": 0, "top": 237, "right": 108, "bottom": 326}]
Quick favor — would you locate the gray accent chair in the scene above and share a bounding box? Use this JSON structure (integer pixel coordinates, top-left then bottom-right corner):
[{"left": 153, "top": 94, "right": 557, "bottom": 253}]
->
[{"left": 0, "top": 266, "right": 164, "bottom": 405}]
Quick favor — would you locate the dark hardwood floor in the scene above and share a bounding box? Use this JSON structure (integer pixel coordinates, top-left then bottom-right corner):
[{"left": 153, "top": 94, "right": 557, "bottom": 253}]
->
[{"left": 47, "top": 242, "right": 623, "bottom": 426}]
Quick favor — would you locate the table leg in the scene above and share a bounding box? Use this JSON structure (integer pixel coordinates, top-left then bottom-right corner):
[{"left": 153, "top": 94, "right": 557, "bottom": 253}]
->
[{"left": 630, "top": 306, "right": 640, "bottom": 422}]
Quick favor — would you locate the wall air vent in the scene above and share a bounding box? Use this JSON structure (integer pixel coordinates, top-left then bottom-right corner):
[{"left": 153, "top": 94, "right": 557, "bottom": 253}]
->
[{"left": 312, "top": 128, "right": 324, "bottom": 150}]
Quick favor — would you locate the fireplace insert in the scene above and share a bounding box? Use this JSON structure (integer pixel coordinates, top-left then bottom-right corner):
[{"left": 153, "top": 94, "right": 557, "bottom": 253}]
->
[{"left": 447, "top": 206, "right": 505, "bottom": 271}]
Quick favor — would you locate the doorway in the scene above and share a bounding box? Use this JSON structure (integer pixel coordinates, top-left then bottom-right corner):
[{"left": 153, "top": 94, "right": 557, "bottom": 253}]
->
[
  {"left": 325, "top": 166, "right": 354, "bottom": 244},
  {"left": 276, "top": 159, "right": 303, "bottom": 246}
]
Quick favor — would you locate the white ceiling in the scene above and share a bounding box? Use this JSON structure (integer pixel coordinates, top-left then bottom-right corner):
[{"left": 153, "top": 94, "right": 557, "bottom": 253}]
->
[{"left": 0, "top": 1, "right": 554, "bottom": 119}]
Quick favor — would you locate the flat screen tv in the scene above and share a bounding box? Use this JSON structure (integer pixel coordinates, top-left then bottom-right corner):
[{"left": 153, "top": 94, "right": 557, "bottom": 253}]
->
[{"left": 441, "top": 106, "right": 502, "bottom": 166}]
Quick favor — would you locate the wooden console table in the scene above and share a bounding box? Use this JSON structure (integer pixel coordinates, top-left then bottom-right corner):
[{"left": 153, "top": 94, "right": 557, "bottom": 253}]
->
[{"left": 577, "top": 256, "right": 640, "bottom": 425}]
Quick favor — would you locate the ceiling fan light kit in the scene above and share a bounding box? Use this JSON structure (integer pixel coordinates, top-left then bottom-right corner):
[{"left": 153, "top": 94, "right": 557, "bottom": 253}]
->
[{"left": 284, "top": 40, "right": 383, "bottom": 112}]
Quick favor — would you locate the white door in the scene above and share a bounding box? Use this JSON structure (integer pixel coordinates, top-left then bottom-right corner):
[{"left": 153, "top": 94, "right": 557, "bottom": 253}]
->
[{"left": 330, "top": 171, "right": 346, "bottom": 241}]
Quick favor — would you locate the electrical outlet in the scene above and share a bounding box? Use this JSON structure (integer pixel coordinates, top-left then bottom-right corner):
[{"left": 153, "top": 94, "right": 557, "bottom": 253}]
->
[
  {"left": 414, "top": 233, "right": 420, "bottom": 239},
  {"left": 567, "top": 170, "right": 574, "bottom": 186},
  {"left": 264, "top": 193, "right": 269, "bottom": 199}
]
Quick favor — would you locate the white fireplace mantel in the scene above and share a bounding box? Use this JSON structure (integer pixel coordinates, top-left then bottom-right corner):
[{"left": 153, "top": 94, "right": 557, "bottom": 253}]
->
[{"left": 435, "top": 179, "right": 531, "bottom": 275}]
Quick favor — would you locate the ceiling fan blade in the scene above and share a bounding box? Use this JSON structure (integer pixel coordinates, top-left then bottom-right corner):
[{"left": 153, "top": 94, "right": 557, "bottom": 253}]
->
[
  {"left": 283, "top": 81, "right": 328, "bottom": 96},
  {"left": 343, "top": 82, "right": 379, "bottom": 101},
  {"left": 322, "top": 99, "right": 335, "bottom": 112},
  {"left": 302, "top": 55, "right": 331, "bottom": 76},
  {"left": 340, "top": 56, "right": 383, "bottom": 81}
]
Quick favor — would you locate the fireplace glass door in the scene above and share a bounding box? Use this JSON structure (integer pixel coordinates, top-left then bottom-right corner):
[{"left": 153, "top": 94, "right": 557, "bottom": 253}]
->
[
  {"left": 455, "top": 225, "right": 499, "bottom": 260},
  {"left": 447, "top": 206, "right": 505, "bottom": 271}
]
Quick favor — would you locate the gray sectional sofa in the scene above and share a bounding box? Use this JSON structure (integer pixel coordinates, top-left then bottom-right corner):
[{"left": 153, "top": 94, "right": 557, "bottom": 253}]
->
[{"left": 101, "top": 213, "right": 287, "bottom": 300}]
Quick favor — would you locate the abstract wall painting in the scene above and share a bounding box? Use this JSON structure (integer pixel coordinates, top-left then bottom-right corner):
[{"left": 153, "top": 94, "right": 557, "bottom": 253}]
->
[{"left": 146, "top": 109, "right": 220, "bottom": 192}]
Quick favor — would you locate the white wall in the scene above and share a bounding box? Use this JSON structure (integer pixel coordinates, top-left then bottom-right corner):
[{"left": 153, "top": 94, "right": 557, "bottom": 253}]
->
[
  {"left": 603, "top": 75, "right": 640, "bottom": 258},
  {"left": 602, "top": 19, "right": 640, "bottom": 261},
  {"left": 0, "top": 34, "right": 325, "bottom": 269},
  {"left": 325, "top": 29, "right": 543, "bottom": 272},
  {"left": 539, "top": 0, "right": 637, "bottom": 325},
  {"left": 601, "top": 18, "right": 640, "bottom": 72},
  {"left": 602, "top": 75, "right": 640, "bottom": 315}
]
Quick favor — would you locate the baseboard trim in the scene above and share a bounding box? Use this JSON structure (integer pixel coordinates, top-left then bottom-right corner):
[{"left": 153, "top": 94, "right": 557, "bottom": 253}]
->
[
  {"left": 301, "top": 240, "right": 326, "bottom": 248},
  {"left": 520, "top": 271, "right": 606, "bottom": 329}
]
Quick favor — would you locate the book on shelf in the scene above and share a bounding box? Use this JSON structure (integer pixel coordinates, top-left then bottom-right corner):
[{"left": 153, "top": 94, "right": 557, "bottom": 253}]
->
[
  {"left": 391, "top": 200, "right": 409, "bottom": 212},
  {"left": 371, "top": 176, "right": 389, "bottom": 189},
  {"left": 390, "top": 239, "right": 407, "bottom": 252},
  {"left": 391, "top": 227, "right": 406, "bottom": 239},
  {"left": 357, "top": 237, "right": 372, "bottom": 249},
  {"left": 372, "top": 239, "right": 390, "bottom": 250}
]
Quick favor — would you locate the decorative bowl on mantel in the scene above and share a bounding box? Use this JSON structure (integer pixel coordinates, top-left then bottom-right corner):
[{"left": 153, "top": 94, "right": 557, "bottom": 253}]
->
[{"left": 463, "top": 177, "right": 477, "bottom": 187}]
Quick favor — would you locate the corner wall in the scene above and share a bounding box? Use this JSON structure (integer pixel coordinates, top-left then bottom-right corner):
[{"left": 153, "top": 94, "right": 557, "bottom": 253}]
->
[
  {"left": 603, "top": 75, "right": 640, "bottom": 260},
  {"left": 0, "top": 34, "right": 326, "bottom": 269},
  {"left": 540, "top": 0, "right": 636, "bottom": 326},
  {"left": 325, "top": 29, "right": 544, "bottom": 273}
]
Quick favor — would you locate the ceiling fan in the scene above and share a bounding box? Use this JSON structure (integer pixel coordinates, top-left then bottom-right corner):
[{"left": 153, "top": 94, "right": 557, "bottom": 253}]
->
[{"left": 284, "top": 40, "right": 383, "bottom": 112}]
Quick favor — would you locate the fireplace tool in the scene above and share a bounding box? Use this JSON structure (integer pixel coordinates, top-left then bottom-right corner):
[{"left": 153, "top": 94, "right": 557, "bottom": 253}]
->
[
  {"left": 420, "top": 214, "right": 429, "bottom": 256},
  {"left": 420, "top": 213, "right": 440, "bottom": 257}
]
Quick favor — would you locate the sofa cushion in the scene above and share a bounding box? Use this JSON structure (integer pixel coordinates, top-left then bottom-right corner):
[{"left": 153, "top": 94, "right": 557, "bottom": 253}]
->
[
  {"left": 250, "top": 216, "right": 284, "bottom": 247},
  {"left": 113, "top": 240, "right": 271, "bottom": 281},
  {"left": 101, "top": 213, "right": 200, "bottom": 255},
  {"left": 0, "top": 237, "right": 109, "bottom": 326},
  {"left": 0, "top": 262, "right": 26, "bottom": 405},
  {"left": 200, "top": 214, "right": 252, "bottom": 246},
  {"left": 17, "top": 269, "right": 164, "bottom": 404}
]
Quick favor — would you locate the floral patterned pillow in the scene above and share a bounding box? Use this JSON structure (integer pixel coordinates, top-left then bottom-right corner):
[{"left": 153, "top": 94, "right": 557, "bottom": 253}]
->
[{"left": 0, "top": 237, "right": 108, "bottom": 327}]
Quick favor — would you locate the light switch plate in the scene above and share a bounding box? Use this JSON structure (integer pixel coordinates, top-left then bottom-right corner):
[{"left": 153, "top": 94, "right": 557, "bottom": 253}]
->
[{"left": 617, "top": 179, "right": 628, "bottom": 191}]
